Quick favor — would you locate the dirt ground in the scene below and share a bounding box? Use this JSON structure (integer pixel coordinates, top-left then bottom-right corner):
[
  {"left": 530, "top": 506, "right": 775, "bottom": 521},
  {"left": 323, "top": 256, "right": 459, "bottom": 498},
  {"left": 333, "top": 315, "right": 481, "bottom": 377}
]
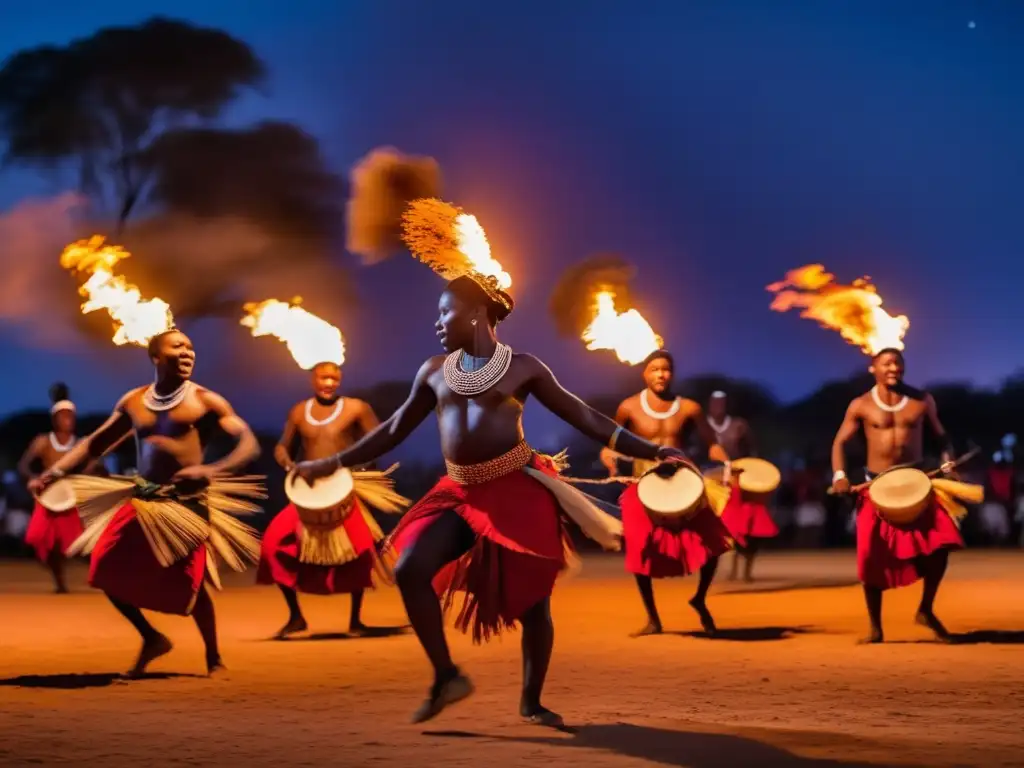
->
[{"left": 1, "top": 550, "right": 1023, "bottom": 767}]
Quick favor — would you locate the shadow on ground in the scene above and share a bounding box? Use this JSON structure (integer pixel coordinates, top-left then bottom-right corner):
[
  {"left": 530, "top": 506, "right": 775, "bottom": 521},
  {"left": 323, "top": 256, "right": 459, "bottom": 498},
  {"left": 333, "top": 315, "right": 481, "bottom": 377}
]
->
[
  {"left": 424, "top": 722, "right": 908, "bottom": 767},
  {"left": 671, "top": 625, "right": 821, "bottom": 642},
  {"left": 0, "top": 671, "right": 198, "bottom": 689}
]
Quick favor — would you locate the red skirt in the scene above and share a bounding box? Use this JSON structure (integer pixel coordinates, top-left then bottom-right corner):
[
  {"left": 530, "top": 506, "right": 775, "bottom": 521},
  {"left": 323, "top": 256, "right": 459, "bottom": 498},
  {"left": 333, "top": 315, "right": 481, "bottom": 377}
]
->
[
  {"left": 89, "top": 503, "right": 207, "bottom": 616},
  {"left": 382, "top": 455, "right": 571, "bottom": 643},
  {"left": 621, "top": 483, "right": 733, "bottom": 578},
  {"left": 856, "top": 492, "right": 965, "bottom": 590},
  {"left": 24, "top": 502, "right": 83, "bottom": 562},
  {"left": 257, "top": 502, "right": 377, "bottom": 595},
  {"left": 720, "top": 491, "right": 779, "bottom": 547}
]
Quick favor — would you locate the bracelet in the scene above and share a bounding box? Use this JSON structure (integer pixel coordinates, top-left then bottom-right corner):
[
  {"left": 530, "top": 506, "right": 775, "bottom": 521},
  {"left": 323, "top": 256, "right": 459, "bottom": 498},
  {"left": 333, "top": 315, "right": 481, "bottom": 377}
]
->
[
  {"left": 608, "top": 426, "right": 624, "bottom": 452},
  {"left": 832, "top": 470, "right": 846, "bottom": 483},
  {"left": 50, "top": 467, "right": 66, "bottom": 479}
]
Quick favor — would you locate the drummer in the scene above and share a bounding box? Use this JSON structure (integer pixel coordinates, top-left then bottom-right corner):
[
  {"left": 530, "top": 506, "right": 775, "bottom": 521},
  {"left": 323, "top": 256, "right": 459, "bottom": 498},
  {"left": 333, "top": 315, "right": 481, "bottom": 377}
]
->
[
  {"left": 29, "top": 328, "right": 263, "bottom": 677},
  {"left": 707, "top": 391, "right": 779, "bottom": 582},
  {"left": 17, "top": 383, "right": 103, "bottom": 593},
  {"left": 295, "top": 197, "right": 682, "bottom": 727},
  {"left": 831, "top": 347, "right": 961, "bottom": 643},
  {"left": 257, "top": 359, "right": 384, "bottom": 638},
  {"left": 600, "top": 350, "right": 733, "bottom": 637}
]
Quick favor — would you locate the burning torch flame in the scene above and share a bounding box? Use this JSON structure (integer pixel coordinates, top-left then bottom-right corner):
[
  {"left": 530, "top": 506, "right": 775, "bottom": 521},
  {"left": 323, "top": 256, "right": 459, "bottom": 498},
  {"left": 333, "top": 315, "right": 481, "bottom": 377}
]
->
[
  {"left": 767, "top": 264, "right": 909, "bottom": 356},
  {"left": 59, "top": 236, "right": 174, "bottom": 347},
  {"left": 582, "top": 290, "right": 663, "bottom": 365},
  {"left": 455, "top": 213, "right": 511, "bottom": 290},
  {"left": 240, "top": 297, "right": 346, "bottom": 370}
]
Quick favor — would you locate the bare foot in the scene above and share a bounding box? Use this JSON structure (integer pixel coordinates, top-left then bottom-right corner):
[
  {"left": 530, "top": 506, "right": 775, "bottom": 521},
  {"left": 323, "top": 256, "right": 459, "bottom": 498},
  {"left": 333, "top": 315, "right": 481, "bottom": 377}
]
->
[
  {"left": 274, "top": 616, "right": 308, "bottom": 640},
  {"left": 207, "top": 657, "right": 228, "bottom": 677},
  {"left": 411, "top": 669, "right": 474, "bottom": 724},
  {"left": 124, "top": 634, "right": 173, "bottom": 679},
  {"left": 629, "top": 620, "right": 663, "bottom": 638},
  {"left": 54, "top": 585, "right": 69, "bottom": 595},
  {"left": 915, "top": 611, "right": 952, "bottom": 643},
  {"left": 521, "top": 702, "right": 565, "bottom": 728},
  {"left": 689, "top": 597, "right": 717, "bottom": 635},
  {"left": 856, "top": 627, "right": 884, "bottom": 645}
]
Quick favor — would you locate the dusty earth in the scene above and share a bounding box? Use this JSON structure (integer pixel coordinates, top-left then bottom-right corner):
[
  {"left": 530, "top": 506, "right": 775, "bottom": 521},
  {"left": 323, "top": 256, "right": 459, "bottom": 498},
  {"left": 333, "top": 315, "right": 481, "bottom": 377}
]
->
[{"left": 1, "top": 550, "right": 1023, "bottom": 767}]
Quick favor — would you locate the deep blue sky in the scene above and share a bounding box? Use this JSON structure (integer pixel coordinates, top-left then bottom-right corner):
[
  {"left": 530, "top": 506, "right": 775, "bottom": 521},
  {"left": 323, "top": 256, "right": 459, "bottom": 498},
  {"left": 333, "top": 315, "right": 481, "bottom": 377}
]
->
[{"left": 1, "top": 1, "right": 1022, "bottom": 456}]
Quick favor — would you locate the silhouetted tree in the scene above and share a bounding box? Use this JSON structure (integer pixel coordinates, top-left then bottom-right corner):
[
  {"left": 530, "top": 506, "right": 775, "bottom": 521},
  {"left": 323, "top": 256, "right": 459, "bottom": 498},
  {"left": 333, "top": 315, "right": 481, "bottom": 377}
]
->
[{"left": 0, "top": 17, "right": 265, "bottom": 228}]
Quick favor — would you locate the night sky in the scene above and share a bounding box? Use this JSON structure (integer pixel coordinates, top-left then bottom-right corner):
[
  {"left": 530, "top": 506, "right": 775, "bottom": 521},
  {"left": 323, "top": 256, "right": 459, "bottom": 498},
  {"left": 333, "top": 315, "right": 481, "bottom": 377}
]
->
[{"left": 1, "top": 1, "right": 1021, "bottom": 458}]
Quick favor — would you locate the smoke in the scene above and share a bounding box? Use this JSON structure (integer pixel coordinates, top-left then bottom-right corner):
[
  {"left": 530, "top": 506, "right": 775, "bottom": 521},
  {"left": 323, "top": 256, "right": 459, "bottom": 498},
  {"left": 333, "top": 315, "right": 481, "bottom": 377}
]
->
[
  {"left": 0, "top": 193, "right": 93, "bottom": 348},
  {"left": 345, "top": 146, "right": 442, "bottom": 265},
  {"left": 0, "top": 194, "right": 355, "bottom": 353},
  {"left": 548, "top": 253, "right": 639, "bottom": 338}
]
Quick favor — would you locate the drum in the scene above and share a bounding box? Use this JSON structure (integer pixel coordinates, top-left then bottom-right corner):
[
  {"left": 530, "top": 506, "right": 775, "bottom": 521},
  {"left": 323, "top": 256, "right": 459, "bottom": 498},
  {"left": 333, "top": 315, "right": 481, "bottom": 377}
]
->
[
  {"left": 731, "top": 457, "right": 781, "bottom": 503},
  {"left": 35, "top": 479, "right": 77, "bottom": 514},
  {"left": 284, "top": 466, "right": 357, "bottom": 531},
  {"left": 867, "top": 467, "right": 933, "bottom": 525},
  {"left": 635, "top": 462, "right": 707, "bottom": 530}
]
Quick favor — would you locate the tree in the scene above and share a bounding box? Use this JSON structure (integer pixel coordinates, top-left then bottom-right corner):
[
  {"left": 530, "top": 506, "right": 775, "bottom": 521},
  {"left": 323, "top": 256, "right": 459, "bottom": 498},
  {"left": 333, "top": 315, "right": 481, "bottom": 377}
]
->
[{"left": 0, "top": 17, "right": 265, "bottom": 228}]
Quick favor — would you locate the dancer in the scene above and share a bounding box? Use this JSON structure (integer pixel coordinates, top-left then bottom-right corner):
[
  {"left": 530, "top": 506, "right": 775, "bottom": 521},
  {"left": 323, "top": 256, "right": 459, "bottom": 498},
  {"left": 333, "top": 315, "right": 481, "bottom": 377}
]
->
[
  {"left": 601, "top": 351, "right": 733, "bottom": 637},
  {"left": 831, "top": 348, "right": 962, "bottom": 643},
  {"left": 30, "top": 329, "right": 263, "bottom": 676},
  {"left": 17, "top": 383, "right": 100, "bottom": 592},
  {"left": 707, "top": 391, "right": 779, "bottom": 582},
  {"left": 297, "top": 198, "right": 682, "bottom": 727},
  {"left": 258, "top": 360, "right": 386, "bottom": 638}
]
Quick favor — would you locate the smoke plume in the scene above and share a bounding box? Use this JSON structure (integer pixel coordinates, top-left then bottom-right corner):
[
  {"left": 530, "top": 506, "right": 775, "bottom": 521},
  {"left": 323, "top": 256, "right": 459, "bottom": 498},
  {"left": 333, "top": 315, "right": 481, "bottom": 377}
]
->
[{"left": 345, "top": 146, "right": 442, "bottom": 265}]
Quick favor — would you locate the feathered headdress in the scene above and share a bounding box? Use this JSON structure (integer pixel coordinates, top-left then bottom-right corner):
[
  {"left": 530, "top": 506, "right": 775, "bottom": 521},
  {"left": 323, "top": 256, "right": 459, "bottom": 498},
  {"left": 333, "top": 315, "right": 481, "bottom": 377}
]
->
[{"left": 401, "top": 198, "right": 514, "bottom": 320}]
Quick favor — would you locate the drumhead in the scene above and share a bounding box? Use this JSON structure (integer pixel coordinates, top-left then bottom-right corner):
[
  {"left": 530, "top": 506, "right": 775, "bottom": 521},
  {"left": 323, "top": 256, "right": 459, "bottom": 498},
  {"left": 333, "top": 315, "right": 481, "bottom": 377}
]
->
[
  {"left": 868, "top": 467, "right": 931, "bottom": 510},
  {"left": 732, "top": 457, "right": 782, "bottom": 494},
  {"left": 636, "top": 464, "right": 705, "bottom": 515},
  {"left": 285, "top": 466, "right": 354, "bottom": 511},
  {"left": 36, "top": 479, "right": 77, "bottom": 512}
]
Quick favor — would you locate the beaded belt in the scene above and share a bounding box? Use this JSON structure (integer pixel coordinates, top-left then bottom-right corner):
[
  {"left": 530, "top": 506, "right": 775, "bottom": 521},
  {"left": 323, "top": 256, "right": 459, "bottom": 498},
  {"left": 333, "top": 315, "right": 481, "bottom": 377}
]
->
[{"left": 445, "top": 441, "right": 533, "bottom": 485}]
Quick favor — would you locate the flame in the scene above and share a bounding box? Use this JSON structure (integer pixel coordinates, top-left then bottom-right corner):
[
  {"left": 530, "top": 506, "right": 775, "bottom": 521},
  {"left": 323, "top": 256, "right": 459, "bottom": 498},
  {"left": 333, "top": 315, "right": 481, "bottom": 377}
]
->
[
  {"left": 582, "top": 290, "right": 663, "bottom": 365},
  {"left": 454, "top": 213, "right": 511, "bottom": 290},
  {"left": 59, "top": 236, "right": 174, "bottom": 346},
  {"left": 767, "top": 264, "right": 909, "bottom": 356},
  {"left": 240, "top": 297, "right": 346, "bottom": 370}
]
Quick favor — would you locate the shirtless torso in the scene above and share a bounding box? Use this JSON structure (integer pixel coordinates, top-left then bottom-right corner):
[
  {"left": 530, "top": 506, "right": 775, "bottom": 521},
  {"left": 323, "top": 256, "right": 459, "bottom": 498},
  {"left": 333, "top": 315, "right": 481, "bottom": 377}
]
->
[
  {"left": 276, "top": 397, "right": 379, "bottom": 467},
  {"left": 602, "top": 392, "right": 724, "bottom": 474},
  {"left": 832, "top": 385, "right": 950, "bottom": 481},
  {"left": 707, "top": 416, "right": 754, "bottom": 461}
]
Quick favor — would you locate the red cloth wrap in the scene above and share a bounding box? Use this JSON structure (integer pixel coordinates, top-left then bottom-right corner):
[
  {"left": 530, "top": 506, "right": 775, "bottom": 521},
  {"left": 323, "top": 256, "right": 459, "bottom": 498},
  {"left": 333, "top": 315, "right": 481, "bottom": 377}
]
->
[
  {"left": 382, "top": 454, "right": 571, "bottom": 643},
  {"left": 856, "top": 491, "right": 964, "bottom": 590},
  {"left": 257, "top": 501, "right": 376, "bottom": 595},
  {"left": 89, "top": 503, "right": 207, "bottom": 616},
  {"left": 24, "top": 502, "right": 83, "bottom": 562},
  {"left": 620, "top": 483, "right": 733, "bottom": 578},
  {"left": 720, "top": 491, "right": 780, "bottom": 547}
]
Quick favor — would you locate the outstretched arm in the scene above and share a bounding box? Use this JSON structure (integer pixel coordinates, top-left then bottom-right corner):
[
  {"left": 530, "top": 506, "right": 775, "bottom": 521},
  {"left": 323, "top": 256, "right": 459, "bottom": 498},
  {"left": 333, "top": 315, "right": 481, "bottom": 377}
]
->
[
  {"left": 525, "top": 355, "right": 661, "bottom": 462},
  {"left": 924, "top": 393, "right": 955, "bottom": 465},
  {"left": 830, "top": 401, "right": 861, "bottom": 488},
  {"left": 200, "top": 391, "right": 261, "bottom": 475},
  {"left": 301, "top": 360, "right": 438, "bottom": 478},
  {"left": 32, "top": 402, "right": 135, "bottom": 489},
  {"left": 17, "top": 436, "right": 44, "bottom": 482}
]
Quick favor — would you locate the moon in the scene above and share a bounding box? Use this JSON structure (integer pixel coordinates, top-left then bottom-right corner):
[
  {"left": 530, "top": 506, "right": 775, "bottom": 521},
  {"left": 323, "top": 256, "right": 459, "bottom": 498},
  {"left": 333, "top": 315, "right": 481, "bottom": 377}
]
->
[{"left": 968, "top": 20, "right": 976, "bottom": 29}]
